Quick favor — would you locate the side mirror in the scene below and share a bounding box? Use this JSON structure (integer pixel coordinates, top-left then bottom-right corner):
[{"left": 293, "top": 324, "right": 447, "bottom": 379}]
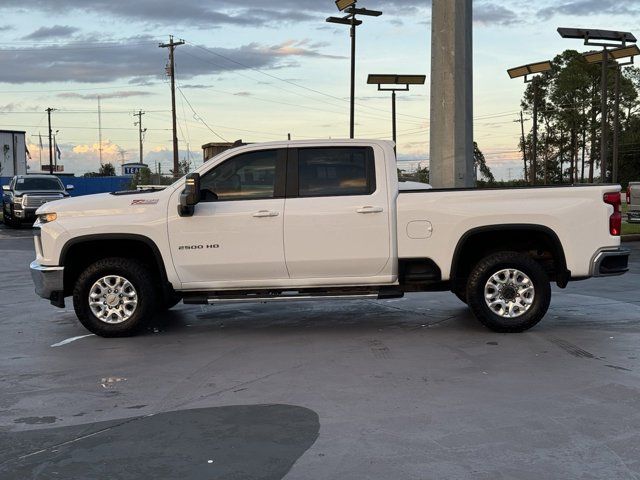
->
[
  {"left": 2, "top": 185, "right": 9, "bottom": 192},
  {"left": 66, "top": 185, "right": 74, "bottom": 191},
  {"left": 178, "top": 173, "right": 201, "bottom": 217}
]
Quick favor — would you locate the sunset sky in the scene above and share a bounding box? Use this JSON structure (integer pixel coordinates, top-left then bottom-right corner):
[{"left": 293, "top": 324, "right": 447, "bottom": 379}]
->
[{"left": 0, "top": 0, "right": 638, "bottom": 179}]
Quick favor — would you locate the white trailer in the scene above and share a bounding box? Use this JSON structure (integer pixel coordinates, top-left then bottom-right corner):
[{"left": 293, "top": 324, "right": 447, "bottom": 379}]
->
[{"left": 0, "top": 130, "right": 28, "bottom": 177}]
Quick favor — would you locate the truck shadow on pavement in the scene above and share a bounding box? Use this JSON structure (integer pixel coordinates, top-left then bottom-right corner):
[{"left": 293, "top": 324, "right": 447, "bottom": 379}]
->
[{"left": 0, "top": 404, "right": 320, "bottom": 480}]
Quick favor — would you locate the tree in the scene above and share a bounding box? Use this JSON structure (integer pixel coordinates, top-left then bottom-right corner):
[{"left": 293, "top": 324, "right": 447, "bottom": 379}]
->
[
  {"left": 170, "top": 160, "right": 191, "bottom": 177},
  {"left": 518, "top": 49, "right": 640, "bottom": 186},
  {"left": 474, "top": 142, "right": 494, "bottom": 183},
  {"left": 99, "top": 163, "right": 116, "bottom": 176},
  {"left": 128, "top": 167, "right": 153, "bottom": 190},
  {"left": 84, "top": 162, "right": 116, "bottom": 177}
]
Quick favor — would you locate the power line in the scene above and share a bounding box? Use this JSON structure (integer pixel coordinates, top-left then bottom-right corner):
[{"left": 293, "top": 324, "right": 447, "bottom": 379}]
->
[
  {"left": 186, "top": 41, "right": 431, "bottom": 122},
  {"left": 176, "top": 85, "right": 229, "bottom": 142}
]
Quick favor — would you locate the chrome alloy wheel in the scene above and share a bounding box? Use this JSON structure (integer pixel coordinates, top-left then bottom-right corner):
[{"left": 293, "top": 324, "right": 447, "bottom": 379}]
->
[
  {"left": 484, "top": 268, "right": 535, "bottom": 318},
  {"left": 89, "top": 275, "right": 138, "bottom": 324}
]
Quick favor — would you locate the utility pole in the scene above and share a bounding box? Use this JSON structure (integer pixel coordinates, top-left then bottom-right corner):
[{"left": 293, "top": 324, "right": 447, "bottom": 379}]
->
[
  {"left": 519, "top": 111, "right": 528, "bottom": 182},
  {"left": 98, "top": 96, "right": 103, "bottom": 166},
  {"left": 133, "top": 110, "right": 146, "bottom": 165},
  {"left": 159, "top": 35, "right": 185, "bottom": 178},
  {"left": 46, "top": 108, "right": 55, "bottom": 174}
]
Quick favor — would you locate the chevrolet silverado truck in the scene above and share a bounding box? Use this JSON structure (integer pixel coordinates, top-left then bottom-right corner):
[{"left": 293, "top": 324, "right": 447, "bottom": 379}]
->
[
  {"left": 2, "top": 175, "right": 73, "bottom": 228},
  {"left": 29, "top": 140, "right": 630, "bottom": 337}
]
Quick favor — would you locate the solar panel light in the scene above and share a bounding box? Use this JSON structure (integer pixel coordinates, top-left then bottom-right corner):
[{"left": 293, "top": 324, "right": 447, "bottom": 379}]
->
[
  {"left": 335, "top": 0, "right": 356, "bottom": 11},
  {"left": 367, "top": 74, "right": 426, "bottom": 85},
  {"left": 583, "top": 44, "right": 640, "bottom": 63},
  {"left": 348, "top": 7, "right": 383, "bottom": 16},
  {"left": 507, "top": 61, "right": 552, "bottom": 79},
  {"left": 326, "top": 16, "right": 362, "bottom": 25},
  {"left": 557, "top": 27, "right": 637, "bottom": 46}
]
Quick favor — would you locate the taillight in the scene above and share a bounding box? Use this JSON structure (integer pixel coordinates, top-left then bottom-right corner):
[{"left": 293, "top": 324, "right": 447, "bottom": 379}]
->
[
  {"left": 604, "top": 192, "right": 621, "bottom": 236},
  {"left": 627, "top": 186, "right": 631, "bottom": 205}
]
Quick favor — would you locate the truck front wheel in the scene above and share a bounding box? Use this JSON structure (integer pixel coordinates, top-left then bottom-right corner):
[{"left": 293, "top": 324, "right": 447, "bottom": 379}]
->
[
  {"left": 466, "top": 252, "right": 551, "bottom": 333},
  {"left": 73, "top": 257, "right": 158, "bottom": 337}
]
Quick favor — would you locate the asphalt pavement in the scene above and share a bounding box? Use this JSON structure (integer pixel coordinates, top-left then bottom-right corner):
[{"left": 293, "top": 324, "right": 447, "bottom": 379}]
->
[{"left": 1, "top": 224, "right": 639, "bottom": 480}]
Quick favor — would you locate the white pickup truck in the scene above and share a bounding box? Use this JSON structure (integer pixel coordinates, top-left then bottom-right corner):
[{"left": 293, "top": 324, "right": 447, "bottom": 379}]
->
[{"left": 30, "top": 140, "right": 630, "bottom": 337}]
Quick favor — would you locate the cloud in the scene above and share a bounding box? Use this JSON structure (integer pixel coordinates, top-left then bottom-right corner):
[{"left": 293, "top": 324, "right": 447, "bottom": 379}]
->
[
  {"left": 0, "top": 25, "right": 14, "bottom": 31},
  {"left": 0, "top": 1, "right": 430, "bottom": 28},
  {"left": 22, "top": 25, "right": 79, "bottom": 40},
  {"left": 537, "top": 0, "right": 640, "bottom": 20},
  {"left": 179, "top": 84, "right": 211, "bottom": 89},
  {"left": 57, "top": 90, "right": 154, "bottom": 100},
  {"left": 257, "top": 40, "right": 346, "bottom": 59},
  {"left": 0, "top": 102, "right": 22, "bottom": 112},
  {"left": 474, "top": 3, "right": 519, "bottom": 26},
  {"left": 0, "top": 37, "right": 342, "bottom": 84}
]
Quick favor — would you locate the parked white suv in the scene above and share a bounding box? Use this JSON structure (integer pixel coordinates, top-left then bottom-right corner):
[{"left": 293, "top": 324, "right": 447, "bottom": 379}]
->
[{"left": 30, "top": 140, "right": 629, "bottom": 336}]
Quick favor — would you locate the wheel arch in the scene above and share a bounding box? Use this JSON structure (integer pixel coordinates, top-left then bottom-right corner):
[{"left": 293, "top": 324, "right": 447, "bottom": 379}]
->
[
  {"left": 60, "top": 234, "right": 170, "bottom": 296},
  {"left": 450, "top": 224, "right": 569, "bottom": 288}
]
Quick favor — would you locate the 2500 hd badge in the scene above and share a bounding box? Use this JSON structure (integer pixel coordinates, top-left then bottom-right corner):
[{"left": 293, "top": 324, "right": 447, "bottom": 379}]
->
[{"left": 178, "top": 244, "right": 220, "bottom": 250}]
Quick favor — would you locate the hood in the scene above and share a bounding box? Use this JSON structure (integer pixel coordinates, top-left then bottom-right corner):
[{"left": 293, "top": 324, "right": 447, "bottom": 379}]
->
[
  {"left": 36, "top": 191, "right": 167, "bottom": 218},
  {"left": 13, "top": 189, "right": 67, "bottom": 197}
]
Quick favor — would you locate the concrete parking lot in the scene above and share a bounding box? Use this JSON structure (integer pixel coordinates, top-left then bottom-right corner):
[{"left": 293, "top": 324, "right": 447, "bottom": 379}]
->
[{"left": 1, "top": 224, "right": 639, "bottom": 480}]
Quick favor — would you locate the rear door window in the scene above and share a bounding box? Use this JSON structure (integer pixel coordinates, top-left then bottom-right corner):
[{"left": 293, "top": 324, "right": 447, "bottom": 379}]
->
[{"left": 297, "top": 147, "right": 376, "bottom": 197}]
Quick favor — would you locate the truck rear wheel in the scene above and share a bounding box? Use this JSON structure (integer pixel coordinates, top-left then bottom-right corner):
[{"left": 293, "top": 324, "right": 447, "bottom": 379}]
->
[
  {"left": 466, "top": 252, "right": 550, "bottom": 333},
  {"left": 73, "top": 257, "right": 157, "bottom": 337}
]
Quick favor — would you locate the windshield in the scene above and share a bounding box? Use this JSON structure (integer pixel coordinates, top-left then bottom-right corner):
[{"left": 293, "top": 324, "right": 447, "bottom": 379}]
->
[{"left": 15, "top": 177, "right": 63, "bottom": 191}]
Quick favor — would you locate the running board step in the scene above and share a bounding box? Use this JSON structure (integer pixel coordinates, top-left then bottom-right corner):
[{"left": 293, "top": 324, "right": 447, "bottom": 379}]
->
[{"left": 183, "top": 288, "right": 404, "bottom": 305}]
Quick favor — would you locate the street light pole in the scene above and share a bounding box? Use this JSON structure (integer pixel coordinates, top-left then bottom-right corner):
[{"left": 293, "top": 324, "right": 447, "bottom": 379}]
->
[
  {"left": 531, "top": 78, "right": 539, "bottom": 185},
  {"left": 507, "top": 61, "right": 552, "bottom": 185},
  {"left": 600, "top": 47, "right": 609, "bottom": 182},
  {"left": 349, "top": 18, "right": 356, "bottom": 139},
  {"left": 612, "top": 64, "right": 621, "bottom": 183},
  {"left": 46, "top": 107, "right": 55, "bottom": 175},
  {"left": 327, "top": 1, "right": 381, "bottom": 139},
  {"left": 367, "top": 74, "right": 426, "bottom": 155},
  {"left": 391, "top": 90, "right": 396, "bottom": 150}
]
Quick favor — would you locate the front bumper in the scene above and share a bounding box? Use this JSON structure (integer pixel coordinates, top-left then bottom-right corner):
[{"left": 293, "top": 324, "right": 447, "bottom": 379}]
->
[
  {"left": 30, "top": 261, "right": 65, "bottom": 307},
  {"left": 590, "top": 247, "right": 630, "bottom": 277},
  {"left": 13, "top": 208, "right": 37, "bottom": 221}
]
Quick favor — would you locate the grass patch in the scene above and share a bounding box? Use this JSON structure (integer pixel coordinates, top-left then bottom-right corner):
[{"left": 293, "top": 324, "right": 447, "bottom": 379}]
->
[{"left": 623, "top": 222, "right": 640, "bottom": 236}]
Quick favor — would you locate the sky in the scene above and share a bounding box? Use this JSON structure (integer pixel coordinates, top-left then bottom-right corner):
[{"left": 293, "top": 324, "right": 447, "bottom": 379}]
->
[{"left": 0, "top": 0, "right": 639, "bottom": 180}]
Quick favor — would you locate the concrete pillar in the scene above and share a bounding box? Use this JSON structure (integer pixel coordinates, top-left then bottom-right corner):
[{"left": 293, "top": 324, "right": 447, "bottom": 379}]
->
[{"left": 429, "top": 0, "right": 474, "bottom": 188}]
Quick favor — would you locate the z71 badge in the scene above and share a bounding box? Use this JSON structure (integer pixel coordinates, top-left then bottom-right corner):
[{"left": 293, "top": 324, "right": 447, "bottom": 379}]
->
[{"left": 131, "top": 199, "right": 159, "bottom": 205}]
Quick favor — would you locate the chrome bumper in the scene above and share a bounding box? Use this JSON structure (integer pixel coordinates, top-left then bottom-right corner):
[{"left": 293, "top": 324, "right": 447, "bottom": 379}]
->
[
  {"left": 30, "top": 261, "right": 65, "bottom": 307},
  {"left": 590, "top": 247, "right": 630, "bottom": 277}
]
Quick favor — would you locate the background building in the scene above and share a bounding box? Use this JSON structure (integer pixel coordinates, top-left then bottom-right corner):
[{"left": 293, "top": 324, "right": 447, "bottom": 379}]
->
[{"left": 202, "top": 140, "right": 246, "bottom": 162}]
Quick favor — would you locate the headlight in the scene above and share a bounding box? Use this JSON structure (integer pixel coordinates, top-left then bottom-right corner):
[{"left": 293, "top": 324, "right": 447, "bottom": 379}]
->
[
  {"left": 37, "top": 212, "right": 57, "bottom": 224},
  {"left": 14, "top": 196, "right": 23, "bottom": 209}
]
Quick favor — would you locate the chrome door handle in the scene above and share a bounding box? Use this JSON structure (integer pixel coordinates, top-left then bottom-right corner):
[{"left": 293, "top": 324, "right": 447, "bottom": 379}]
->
[
  {"left": 253, "top": 210, "right": 279, "bottom": 218},
  {"left": 356, "top": 206, "right": 384, "bottom": 214}
]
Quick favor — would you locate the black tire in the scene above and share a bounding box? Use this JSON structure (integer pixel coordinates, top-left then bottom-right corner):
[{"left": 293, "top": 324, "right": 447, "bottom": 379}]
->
[
  {"left": 73, "top": 257, "right": 158, "bottom": 337},
  {"left": 466, "top": 252, "right": 551, "bottom": 333}
]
